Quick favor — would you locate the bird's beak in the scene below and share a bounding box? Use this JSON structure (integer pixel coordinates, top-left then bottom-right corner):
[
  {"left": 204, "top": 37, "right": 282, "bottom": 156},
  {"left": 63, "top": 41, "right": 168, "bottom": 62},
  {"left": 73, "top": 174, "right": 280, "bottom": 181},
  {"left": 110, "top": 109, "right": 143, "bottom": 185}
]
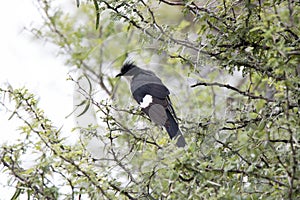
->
[{"left": 115, "top": 73, "right": 122, "bottom": 78}]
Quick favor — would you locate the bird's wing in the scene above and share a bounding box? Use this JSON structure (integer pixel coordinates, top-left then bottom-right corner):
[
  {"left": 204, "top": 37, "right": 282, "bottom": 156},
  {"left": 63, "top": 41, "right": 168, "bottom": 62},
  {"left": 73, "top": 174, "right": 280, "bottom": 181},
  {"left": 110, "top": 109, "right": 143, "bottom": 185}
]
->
[
  {"left": 131, "top": 72, "right": 175, "bottom": 117},
  {"left": 131, "top": 81, "right": 169, "bottom": 125},
  {"left": 132, "top": 83, "right": 169, "bottom": 103},
  {"left": 135, "top": 85, "right": 185, "bottom": 146},
  {"left": 166, "top": 96, "right": 178, "bottom": 122},
  {"left": 130, "top": 72, "right": 185, "bottom": 147}
]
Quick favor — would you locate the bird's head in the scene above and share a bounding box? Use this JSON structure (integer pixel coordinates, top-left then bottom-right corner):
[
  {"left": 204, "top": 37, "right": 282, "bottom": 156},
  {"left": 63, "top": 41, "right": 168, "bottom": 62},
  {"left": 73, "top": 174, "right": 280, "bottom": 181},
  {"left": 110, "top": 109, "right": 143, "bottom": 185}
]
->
[{"left": 115, "top": 61, "right": 137, "bottom": 77}]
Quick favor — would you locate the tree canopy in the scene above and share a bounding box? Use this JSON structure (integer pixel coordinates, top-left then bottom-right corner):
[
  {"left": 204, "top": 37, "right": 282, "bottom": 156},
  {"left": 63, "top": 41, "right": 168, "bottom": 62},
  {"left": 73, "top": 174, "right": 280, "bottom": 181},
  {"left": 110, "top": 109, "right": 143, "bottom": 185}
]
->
[{"left": 0, "top": 0, "right": 299, "bottom": 199}]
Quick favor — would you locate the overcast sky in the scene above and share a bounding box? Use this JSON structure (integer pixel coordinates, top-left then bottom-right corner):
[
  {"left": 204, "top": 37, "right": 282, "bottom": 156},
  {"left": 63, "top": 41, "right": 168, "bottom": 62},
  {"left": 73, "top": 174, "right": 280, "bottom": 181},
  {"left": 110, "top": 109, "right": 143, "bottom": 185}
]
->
[{"left": 0, "top": 0, "right": 74, "bottom": 197}]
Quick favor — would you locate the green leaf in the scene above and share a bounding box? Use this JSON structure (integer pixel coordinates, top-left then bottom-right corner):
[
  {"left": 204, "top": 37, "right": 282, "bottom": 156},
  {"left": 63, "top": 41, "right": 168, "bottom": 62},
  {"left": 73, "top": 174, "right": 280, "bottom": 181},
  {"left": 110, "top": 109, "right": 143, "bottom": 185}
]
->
[
  {"left": 10, "top": 184, "right": 23, "bottom": 200},
  {"left": 77, "top": 100, "right": 90, "bottom": 117},
  {"left": 84, "top": 75, "right": 93, "bottom": 95},
  {"left": 93, "top": 0, "right": 100, "bottom": 30}
]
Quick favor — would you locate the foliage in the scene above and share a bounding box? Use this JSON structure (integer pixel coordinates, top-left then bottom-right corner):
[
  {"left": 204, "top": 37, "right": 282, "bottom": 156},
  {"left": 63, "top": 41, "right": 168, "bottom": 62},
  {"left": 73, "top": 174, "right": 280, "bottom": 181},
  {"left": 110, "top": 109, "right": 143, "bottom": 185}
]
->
[{"left": 1, "top": 0, "right": 299, "bottom": 199}]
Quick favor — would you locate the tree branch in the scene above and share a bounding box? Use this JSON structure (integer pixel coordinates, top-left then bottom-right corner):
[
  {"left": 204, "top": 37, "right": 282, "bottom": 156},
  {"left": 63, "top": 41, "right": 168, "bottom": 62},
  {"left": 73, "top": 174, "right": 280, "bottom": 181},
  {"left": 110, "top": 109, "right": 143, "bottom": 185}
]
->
[{"left": 191, "top": 81, "right": 275, "bottom": 102}]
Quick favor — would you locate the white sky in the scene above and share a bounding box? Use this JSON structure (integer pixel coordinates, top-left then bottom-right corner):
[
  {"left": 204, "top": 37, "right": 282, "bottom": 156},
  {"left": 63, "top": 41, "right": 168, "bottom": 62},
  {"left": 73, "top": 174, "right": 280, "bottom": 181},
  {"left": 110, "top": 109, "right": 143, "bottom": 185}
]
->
[
  {"left": 0, "top": 1, "right": 76, "bottom": 140},
  {"left": 0, "top": 0, "right": 75, "bottom": 198}
]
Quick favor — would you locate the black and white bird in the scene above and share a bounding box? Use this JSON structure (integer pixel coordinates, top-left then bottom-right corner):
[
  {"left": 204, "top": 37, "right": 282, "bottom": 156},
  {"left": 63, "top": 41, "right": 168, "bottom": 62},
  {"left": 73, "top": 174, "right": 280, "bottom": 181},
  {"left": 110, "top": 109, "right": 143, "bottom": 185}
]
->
[{"left": 116, "top": 61, "right": 186, "bottom": 147}]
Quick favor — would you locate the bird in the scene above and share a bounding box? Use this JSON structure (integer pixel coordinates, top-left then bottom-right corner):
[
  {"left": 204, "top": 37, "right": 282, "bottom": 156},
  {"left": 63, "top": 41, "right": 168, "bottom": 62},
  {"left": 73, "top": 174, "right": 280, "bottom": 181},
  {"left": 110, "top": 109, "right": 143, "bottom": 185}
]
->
[{"left": 116, "top": 61, "right": 186, "bottom": 147}]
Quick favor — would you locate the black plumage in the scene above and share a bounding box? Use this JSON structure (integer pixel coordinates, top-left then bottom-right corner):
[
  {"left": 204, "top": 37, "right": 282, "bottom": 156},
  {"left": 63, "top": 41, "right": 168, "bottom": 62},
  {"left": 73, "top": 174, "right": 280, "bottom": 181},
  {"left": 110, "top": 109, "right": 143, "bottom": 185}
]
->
[
  {"left": 116, "top": 61, "right": 186, "bottom": 147},
  {"left": 116, "top": 61, "right": 136, "bottom": 77}
]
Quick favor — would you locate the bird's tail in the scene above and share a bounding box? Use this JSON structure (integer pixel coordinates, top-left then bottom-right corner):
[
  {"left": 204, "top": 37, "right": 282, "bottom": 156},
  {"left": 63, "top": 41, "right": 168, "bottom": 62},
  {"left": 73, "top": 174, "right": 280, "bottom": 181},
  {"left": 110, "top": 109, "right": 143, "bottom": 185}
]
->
[{"left": 164, "top": 109, "right": 186, "bottom": 147}]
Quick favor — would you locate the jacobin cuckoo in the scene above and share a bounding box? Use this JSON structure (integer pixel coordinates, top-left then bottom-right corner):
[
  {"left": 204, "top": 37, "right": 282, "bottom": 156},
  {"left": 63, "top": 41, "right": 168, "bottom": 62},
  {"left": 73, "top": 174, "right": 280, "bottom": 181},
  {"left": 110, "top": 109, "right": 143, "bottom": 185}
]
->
[{"left": 116, "top": 61, "right": 186, "bottom": 147}]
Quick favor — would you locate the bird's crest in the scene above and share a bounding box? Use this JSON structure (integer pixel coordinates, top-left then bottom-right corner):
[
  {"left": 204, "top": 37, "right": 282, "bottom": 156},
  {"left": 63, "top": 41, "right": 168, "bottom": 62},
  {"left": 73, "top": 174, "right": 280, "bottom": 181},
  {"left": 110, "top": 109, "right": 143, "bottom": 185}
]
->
[{"left": 120, "top": 61, "right": 136, "bottom": 75}]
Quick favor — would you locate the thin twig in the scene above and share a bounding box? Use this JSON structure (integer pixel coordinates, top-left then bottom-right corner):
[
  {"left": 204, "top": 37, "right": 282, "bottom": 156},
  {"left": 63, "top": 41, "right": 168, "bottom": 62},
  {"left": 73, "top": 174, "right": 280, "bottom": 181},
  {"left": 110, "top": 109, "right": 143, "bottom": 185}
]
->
[{"left": 191, "top": 81, "right": 275, "bottom": 102}]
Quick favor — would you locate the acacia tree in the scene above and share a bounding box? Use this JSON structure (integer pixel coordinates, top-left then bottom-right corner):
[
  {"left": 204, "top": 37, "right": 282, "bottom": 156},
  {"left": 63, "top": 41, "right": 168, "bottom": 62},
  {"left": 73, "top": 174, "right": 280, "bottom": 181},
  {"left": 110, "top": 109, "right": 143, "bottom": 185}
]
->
[{"left": 0, "top": 0, "right": 299, "bottom": 199}]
